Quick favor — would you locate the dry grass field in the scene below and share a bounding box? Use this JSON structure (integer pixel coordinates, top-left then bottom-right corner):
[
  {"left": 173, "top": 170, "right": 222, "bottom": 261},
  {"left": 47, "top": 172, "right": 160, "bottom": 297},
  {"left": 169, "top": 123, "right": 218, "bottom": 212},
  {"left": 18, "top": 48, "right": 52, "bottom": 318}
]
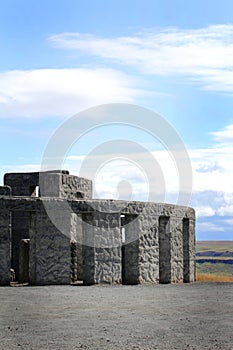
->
[
  {"left": 196, "top": 272, "right": 233, "bottom": 282},
  {"left": 196, "top": 240, "right": 233, "bottom": 253},
  {"left": 196, "top": 241, "right": 233, "bottom": 282}
]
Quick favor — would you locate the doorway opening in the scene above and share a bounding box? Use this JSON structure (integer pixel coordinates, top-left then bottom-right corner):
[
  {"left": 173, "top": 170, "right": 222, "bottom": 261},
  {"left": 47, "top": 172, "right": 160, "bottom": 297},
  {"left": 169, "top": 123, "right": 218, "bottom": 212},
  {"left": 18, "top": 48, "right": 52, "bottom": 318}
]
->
[
  {"left": 159, "top": 216, "right": 171, "bottom": 283},
  {"left": 183, "top": 218, "right": 190, "bottom": 282},
  {"left": 121, "top": 214, "right": 139, "bottom": 285}
]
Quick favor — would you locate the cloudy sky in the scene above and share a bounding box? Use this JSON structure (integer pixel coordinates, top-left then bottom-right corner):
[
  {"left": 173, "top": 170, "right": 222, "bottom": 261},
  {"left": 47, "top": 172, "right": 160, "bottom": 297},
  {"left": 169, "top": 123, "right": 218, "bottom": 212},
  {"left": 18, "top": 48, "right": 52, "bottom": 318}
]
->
[{"left": 1, "top": 0, "right": 233, "bottom": 240}]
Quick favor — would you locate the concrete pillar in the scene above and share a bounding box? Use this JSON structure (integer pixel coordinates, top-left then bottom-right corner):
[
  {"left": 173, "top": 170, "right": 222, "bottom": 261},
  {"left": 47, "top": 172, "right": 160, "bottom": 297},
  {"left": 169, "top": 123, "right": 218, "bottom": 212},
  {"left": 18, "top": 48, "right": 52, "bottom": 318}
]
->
[
  {"left": 170, "top": 216, "right": 184, "bottom": 283},
  {"left": 0, "top": 209, "right": 11, "bottom": 286},
  {"left": 29, "top": 209, "right": 71, "bottom": 285},
  {"left": 187, "top": 218, "right": 196, "bottom": 282},
  {"left": 138, "top": 216, "right": 159, "bottom": 284},
  {"left": 82, "top": 212, "right": 121, "bottom": 285},
  {"left": 182, "top": 217, "right": 196, "bottom": 283},
  {"left": 70, "top": 213, "right": 83, "bottom": 282}
]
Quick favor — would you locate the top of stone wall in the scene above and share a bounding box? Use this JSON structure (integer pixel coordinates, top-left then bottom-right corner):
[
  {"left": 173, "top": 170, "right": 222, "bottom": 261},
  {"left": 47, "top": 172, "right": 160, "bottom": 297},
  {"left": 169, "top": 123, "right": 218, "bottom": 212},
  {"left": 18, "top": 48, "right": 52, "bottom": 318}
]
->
[
  {"left": 3, "top": 170, "right": 92, "bottom": 200},
  {"left": 0, "top": 186, "right": 12, "bottom": 196}
]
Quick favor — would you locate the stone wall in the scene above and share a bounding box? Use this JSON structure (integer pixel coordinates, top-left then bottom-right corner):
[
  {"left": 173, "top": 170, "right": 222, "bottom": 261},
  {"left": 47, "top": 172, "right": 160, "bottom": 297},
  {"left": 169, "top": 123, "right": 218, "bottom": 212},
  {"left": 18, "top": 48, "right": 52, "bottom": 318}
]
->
[
  {"left": 0, "top": 208, "right": 11, "bottom": 285},
  {"left": 170, "top": 216, "right": 183, "bottom": 283},
  {"left": 187, "top": 217, "right": 196, "bottom": 283},
  {"left": 29, "top": 207, "right": 73, "bottom": 285},
  {"left": 82, "top": 211, "right": 121, "bottom": 285},
  {"left": 120, "top": 201, "right": 195, "bottom": 284},
  {"left": 39, "top": 172, "right": 92, "bottom": 200},
  {"left": 0, "top": 188, "right": 195, "bottom": 286},
  {"left": 39, "top": 173, "right": 60, "bottom": 197},
  {"left": 70, "top": 213, "right": 83, "bottom": 282},
  {"left": 138, "top": 211, "right": 159, "bottom": 284},
  {"left": 4, "top": 171, "right": 92, "bottom": 200},
  {"left": 0, "top": 186, "right": 12, "bottom": 196},
  {"left": 60, "top": 174, "right": 92, "bottom": 200},
  {"left": 18, "top": 239, "right": 30, "bottom": 283},
  {"left": 4, "top": 172, "right": 40, "bottom": 196},
  {"left": 11, "top": 211, "right": 30, "bottom": 279},
  {"left": 72, "top": 200, "right": 195, "bottom": 285}
]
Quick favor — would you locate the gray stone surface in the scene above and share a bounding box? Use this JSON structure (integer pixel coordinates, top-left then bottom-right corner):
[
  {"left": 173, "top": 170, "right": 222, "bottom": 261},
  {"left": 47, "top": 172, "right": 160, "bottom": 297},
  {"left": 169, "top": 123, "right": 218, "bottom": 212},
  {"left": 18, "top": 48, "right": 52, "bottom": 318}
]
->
[
  {"left": 122, "top": 215, "right": 140, "bottom": 284},
  {"left": 39, "top": 172, "right": 92, "bottom": 199},
  {"left": 0, "top": 186, "right": 11, "bottom": 196},
  {"left": 0, "top": 209, "right": 11, "bottom": 285},
  {"left": 82, "top": 212, "right": 121, "bottom": 285},
  {"left": 4, "top": 170, "right": 92, "bottom": 199},
  {"left": 4, "top": 172, "right": 40, "bottom": 196},
  {"left": 0, "top": 171, "right": 195, "bottom": 286},
  {"left": 18, "top": 239, "right": 30, "bottom": 283},
  {"left": 11, "top": 211, "right": 30, "bottom": 279},
  {"left": 60, "top": 174, "right": 92, "bottom": 200},
  {"left": 29, "top": 209, "right": 72, "bottom": 285}
]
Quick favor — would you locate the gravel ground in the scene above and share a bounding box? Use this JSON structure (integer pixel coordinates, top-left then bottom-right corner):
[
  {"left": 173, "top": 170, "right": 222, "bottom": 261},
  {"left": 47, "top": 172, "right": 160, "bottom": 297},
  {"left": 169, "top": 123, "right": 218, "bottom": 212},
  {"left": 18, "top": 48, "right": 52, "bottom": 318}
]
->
[{"left": 0, "top": 283, "right": 232, "bottom": 350}]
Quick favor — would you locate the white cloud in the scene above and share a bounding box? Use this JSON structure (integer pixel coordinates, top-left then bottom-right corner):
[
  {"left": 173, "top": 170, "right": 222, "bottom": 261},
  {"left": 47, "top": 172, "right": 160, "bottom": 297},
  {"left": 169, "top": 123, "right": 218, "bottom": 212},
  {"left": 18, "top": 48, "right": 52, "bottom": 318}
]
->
[
  {"left": 210, "top": 124, "right": 233, "bottom": 143},
  {"left": 190, "top": 146, "right": 233, "bottom": 193},
  {"left": 0, "top": 68, "right": 145, "bottom": 118},
  {"left": 217, "top": 205, "right": 233, "bottom": 216},
  {"left": 49, "top": 25, "right": 233, "bottom": 93},
  {"left": 223, "top": 218, "right": 233, "bottom": 225},
  {"left": 62, "top": 138, "right": 233, "bottom": 217},
  {"left": 2, "top": 122, "right": 233, "bottom": 224},
  {"left": 197, "top": 222, "right": 225, "bottom": 232},
  {"left": 64, "top": 148, "right": 180, "bottom": 203},
  {"left": 195, "top": 206, "right": 216, "bottom": 218},
  {"left": 3, "top": 25, "right": 233, "bottom": 119},
  {"left": 62, "top": 124, "right": 233, "bottom": 212}
]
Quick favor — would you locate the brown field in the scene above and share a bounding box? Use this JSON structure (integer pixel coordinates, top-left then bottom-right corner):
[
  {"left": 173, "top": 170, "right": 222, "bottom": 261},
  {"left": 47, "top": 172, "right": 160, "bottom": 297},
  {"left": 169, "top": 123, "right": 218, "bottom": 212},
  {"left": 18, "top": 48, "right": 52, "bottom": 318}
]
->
[
  {"left": 196, "top": 241, "right": 233, "bottom": 282},
  {"left": 196, "top": 240, "right": 233, "bottom": 252},
  {"left": 196, "top": 272, "right": 233, "bottom": 282}
]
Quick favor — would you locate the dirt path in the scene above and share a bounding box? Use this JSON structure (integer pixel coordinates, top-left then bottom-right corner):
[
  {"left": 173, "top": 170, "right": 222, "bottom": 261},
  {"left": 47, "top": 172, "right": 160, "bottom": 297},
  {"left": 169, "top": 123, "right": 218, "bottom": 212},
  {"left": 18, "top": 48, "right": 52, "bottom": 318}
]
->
[{"left": 0, "top": 283, "right": 232, "bottom": 349}]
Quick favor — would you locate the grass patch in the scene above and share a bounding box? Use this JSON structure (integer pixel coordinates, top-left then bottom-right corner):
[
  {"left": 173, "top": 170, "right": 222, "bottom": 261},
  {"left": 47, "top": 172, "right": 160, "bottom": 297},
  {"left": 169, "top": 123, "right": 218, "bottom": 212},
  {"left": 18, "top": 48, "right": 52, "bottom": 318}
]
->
[
  {"left": 196, "top": 262, "right": 233, "bottom": 276},
  {"left": 196, "top": 241, "right": 233, "bottom": 281}
]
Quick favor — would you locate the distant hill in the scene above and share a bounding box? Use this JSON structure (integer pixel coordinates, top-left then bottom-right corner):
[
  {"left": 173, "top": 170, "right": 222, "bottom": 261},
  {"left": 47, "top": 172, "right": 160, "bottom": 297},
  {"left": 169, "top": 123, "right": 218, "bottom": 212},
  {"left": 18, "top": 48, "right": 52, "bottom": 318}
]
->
[
  {"left": 196, "top": 241, "right": 233, "bottom": 278},
  {"left": 196, "top": 240, "right": 233, "bottom": 253}
]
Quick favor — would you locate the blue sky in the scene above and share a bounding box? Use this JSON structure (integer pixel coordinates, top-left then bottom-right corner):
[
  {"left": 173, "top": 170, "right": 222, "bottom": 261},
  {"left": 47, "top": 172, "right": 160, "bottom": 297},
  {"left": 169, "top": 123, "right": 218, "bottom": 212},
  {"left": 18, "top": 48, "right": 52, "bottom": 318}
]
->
[{"left": 1, "top": 0, "right": 233, "bottom": 240}]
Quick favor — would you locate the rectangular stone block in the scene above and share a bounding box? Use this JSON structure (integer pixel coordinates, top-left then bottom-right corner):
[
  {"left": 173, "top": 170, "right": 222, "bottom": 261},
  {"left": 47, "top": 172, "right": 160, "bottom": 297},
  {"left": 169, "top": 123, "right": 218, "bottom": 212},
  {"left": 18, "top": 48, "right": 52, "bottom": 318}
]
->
[
  {"left": 29, "top": 210, "right": 71, "bottom": 285},
  {"left": 0, "top": 209, "right": 11, "bottom": 285},
  {"left": 0, "top": 186, "right": 12, "bottom": 196}
]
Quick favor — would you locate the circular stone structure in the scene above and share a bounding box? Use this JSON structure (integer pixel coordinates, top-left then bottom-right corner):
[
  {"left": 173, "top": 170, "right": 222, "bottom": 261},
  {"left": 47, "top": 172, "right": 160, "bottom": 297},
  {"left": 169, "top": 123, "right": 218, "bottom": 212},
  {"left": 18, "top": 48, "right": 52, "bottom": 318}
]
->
[{"left": 0, "top": 170, "right": 195, "bottom": 286}]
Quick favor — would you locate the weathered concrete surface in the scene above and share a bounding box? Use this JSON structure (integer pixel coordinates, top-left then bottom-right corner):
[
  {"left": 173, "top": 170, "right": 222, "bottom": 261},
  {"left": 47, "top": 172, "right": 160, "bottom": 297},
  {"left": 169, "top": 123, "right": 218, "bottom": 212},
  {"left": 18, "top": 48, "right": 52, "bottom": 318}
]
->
[
  {"left": 0, "top": 196, "right": 195, "bottom": 285},
  {"left": 4, "top": 172, "right": 40, "bottom": 196},
  {"left": 0, "top": 186, "right": 11, "bottom": 196},
  {"left": 82, "top": 212, "right": 122, "bottom": 285},
  {"left": 29, "top": 209, "right": 73, "bottom": 285},
  {"left": 11, "top": 211, "right": 30, "bottom": 280},
  {"left": 0, "top": 283, "right": 232, "bottom": 350},
  {"left": 0, "top": 209, "right": 11, "bottom": 285},
  {"left": 4, "top": 170, "right": 92, "bottom": 200},
  {"left": 59, "top": 174, "right": 92, "bottom": 200},
  {"left": 0, "top": 168, "right": 195, "bottom": 286},
  {"left": 18, "top": 239, "right": 30, "bottom": 283}
]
